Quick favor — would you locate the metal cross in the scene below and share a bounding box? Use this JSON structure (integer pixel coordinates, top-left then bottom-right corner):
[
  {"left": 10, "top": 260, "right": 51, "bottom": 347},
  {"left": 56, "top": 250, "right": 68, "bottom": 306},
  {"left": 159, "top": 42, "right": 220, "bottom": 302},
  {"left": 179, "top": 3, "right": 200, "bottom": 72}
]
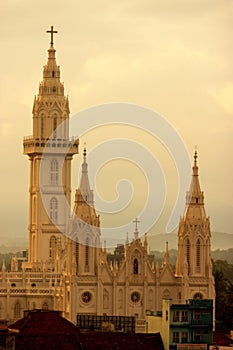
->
[
  {"left": 133, "top": 217, "right": 140, "bottom": 232},
  {"left": 46, "top": 26, "right": 58, "bottom": 45}
]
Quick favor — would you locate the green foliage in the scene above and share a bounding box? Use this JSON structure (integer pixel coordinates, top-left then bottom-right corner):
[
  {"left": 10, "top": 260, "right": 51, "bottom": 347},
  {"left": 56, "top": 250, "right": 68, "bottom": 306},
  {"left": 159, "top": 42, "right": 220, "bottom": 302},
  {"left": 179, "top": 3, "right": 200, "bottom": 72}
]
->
[{"left": 213, "top": 260, "right": 233, "bottom": 330}]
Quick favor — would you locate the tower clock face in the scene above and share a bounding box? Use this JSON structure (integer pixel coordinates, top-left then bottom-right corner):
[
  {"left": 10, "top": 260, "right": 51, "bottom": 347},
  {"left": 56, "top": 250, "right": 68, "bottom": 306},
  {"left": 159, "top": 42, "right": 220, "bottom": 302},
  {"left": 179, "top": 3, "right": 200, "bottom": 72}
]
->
[
  {"left": 81, "top": 291, "right": 92, "bottom": 303},
  {"left": 131, "top": 291, "right": 140, "bottom": 303}
]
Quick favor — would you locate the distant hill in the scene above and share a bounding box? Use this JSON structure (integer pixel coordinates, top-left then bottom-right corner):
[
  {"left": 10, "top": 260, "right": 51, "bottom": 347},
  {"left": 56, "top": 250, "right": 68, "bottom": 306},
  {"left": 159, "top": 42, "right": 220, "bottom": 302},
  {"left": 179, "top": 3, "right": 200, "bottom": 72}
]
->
[
  {"left": 0, "top": 231, "right": 232, "bottom": 255},
  {"left": 148, "top": 231, "right": 233, "bottom": 252}
]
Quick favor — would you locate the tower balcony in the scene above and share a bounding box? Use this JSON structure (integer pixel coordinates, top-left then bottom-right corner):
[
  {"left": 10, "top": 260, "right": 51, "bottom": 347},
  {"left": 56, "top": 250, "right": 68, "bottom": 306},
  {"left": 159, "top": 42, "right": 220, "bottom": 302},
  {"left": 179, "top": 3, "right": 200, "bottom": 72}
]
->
[{"left": 23, "top": 136, "right": 79, "bottom": 155}]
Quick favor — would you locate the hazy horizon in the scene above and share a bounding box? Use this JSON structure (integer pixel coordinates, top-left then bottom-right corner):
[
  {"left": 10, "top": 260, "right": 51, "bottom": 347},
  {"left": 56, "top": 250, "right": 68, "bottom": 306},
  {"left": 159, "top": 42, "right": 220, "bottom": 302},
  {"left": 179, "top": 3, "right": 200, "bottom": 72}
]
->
[{"left": 0, "top": 1, "right": 232, "bottom": 248}]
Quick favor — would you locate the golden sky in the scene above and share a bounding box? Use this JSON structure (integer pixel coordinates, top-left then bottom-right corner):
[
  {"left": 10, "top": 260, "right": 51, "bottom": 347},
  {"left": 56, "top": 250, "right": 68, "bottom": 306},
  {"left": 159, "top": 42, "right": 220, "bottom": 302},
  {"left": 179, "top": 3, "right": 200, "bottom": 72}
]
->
[{"left": 0, "top": 0, "right": 232, "bottom": 246}]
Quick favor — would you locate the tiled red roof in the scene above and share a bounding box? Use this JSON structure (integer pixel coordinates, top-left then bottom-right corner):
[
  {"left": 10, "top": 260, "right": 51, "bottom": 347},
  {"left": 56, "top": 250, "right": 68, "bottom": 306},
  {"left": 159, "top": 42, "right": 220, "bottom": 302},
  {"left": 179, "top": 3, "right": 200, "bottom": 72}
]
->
[
  {"left": 10, "top": 310, "right": 82, "bottom": 350},
  {"left": 9, "top": 310, "right": 165, "bottom": 350}
]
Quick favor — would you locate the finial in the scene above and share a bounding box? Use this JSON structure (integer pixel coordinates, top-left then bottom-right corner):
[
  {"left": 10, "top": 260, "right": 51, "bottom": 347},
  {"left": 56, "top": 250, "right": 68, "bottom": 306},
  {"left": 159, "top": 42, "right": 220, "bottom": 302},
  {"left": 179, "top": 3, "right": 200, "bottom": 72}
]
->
[
  {"left": 46, "top": 25, "right": 58, "bottom": 46},
  {"left": 194, "top": 146, "right": 198, "bottom": 166},
  {"left": 83, "top": 142, "right": 87, "bottom": 158}
]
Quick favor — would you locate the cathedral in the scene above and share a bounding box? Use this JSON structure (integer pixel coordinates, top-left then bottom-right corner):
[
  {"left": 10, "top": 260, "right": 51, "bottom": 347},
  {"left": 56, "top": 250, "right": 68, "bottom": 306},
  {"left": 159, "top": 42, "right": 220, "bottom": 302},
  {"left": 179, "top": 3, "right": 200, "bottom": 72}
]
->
[{"left": 0, "top": 28, "right": 215, "bottom": 331}]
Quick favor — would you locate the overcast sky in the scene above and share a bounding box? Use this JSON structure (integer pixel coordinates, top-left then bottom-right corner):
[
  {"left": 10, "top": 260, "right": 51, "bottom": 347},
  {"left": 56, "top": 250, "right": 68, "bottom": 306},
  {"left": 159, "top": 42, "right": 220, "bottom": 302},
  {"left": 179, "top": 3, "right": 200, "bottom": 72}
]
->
[{"left": 0, "top": 0, "right": 232, "bottom": 247}]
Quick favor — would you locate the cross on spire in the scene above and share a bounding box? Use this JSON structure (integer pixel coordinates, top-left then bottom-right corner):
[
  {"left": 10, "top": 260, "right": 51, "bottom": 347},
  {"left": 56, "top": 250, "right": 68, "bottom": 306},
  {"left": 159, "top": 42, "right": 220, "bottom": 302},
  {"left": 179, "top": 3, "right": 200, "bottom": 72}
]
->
[
  {"left": 46, "top": 25, "right": 58, "bottom": 46},
  {"left": 133, "top": 218, "right": 140, "bottom": 239}
]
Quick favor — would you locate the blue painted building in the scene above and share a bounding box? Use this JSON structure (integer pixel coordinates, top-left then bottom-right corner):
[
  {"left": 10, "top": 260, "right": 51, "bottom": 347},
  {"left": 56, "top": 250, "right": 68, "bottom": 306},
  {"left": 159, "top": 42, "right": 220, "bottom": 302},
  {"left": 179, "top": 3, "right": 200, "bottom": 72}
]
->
[
  {"left": 146, "top": 299, "right": 213, "bottom": 350},
  {"left": 170, "top": 299, "right": 213, "bottom": 349}
]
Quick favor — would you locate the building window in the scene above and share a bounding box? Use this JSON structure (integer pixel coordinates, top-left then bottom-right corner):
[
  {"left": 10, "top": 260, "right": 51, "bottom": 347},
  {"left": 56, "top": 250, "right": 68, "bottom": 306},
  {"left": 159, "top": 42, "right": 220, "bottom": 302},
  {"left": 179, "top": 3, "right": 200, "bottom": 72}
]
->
[
  {"left": 173, "top": 332, "right": 179, "bottom": 343},
  {"left": 49, "top": 235, "right": 56, "bottom": 259},
  {"left": 41, "top": 117, "right": 44, "bottom": 138},
  {"left": 133, "top": 258, "right": 138, "bottom": 274},
  {"left": 196, "top": 239, "right": 201, "bottom": 272},
  {"left": 53, "top": 117, "right": 57, "bottom": 138},
  {"left": 194, "top": 309, "right": 201, "bottom": 320},
  {"left": 50, "top": 197, "right": 58, "bottom": 223},
  {"left": 75, "top": 240, "right": 79, "bottom": 272},
  {"left": 85, "top": 237, "right": 89, "bottom": 268},
  {"left": 186, "top": 238, "right": 190, "bottom": 274},
  {"left": 181, "top": 331, "right": 188, "bottom": 343},
  {"left": 131, "top": 291, "right": 140, "bottom": 303},
  {"left": 173, "top": 310, "right": 180, "bottom": 322},
  {"left": 50, "top": 159, "right": 58, "bottom": 185},
  {"left": 194, "top": 292, "right": 203, "bottom": 300},
  {"left": 82, "top": 291, "right": 91, "bottom": 303},
  {"left": 194, "top": 329, "right": 201, "bottom": 342},
  {"left": 182, "top": 310, "right": 188, "bottom": 322},
  {"left": 14, "top": 302, "right": 21, "bottom": 319},
  {"left": 42, "top": 302, "right": 49, "bottom": 310}
]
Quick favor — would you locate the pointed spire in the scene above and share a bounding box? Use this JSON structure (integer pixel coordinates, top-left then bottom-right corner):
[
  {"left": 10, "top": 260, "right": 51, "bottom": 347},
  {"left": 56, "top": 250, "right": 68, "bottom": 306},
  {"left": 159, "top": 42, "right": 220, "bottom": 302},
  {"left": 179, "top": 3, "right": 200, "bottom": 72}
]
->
[
  {"left": 163, "top": 241, "right": 170, "bottom": 266},
  {"left": 185, "top": 148, "right": 204, "bottom": 207},
  {"left": 126, "top": 232, "right": 129, "bottom": 245},
  {"left": 144, "top": 232, "right": 148, "bottom": 252},
  {"left": 79, "top": 145, "right": 94, "bottom": 205},
  {"left": 38, "top": 25, "right": 64, "bottom": 97},
  {"left": 1, "top": 260, "right": 6, "bottom": 272}
]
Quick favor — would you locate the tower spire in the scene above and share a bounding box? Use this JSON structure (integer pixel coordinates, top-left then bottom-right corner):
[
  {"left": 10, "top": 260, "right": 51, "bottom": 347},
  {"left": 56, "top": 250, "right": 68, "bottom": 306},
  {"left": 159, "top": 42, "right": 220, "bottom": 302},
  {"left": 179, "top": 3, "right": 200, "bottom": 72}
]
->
[
  {"left": 79, "top": 145, "right": 93, "bottom": 205},
  {"left": 185, "top": 147, "right": 204, "bottom": 207}
]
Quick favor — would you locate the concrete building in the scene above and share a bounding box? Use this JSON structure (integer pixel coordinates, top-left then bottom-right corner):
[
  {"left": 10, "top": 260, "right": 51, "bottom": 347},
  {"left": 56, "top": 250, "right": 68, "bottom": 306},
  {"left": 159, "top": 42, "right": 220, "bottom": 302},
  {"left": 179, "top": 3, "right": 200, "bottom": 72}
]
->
[
  {"left": 0, "top": 27, "right": 215, "bottom": 332},
  {"left": 146, "top": 299, "right": 213, "bottom": 350}
]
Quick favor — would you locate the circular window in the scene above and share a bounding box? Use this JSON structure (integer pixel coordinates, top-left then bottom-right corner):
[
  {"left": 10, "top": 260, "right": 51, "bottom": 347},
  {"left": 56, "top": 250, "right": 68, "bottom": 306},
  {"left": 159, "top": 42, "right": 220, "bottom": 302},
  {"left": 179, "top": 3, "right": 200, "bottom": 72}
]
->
[
  {"left": 131, "top": 291, "right": 140, "bottom": 303},
  {"left": 82, "top": 291, "right": 92, "bottom": 303}
]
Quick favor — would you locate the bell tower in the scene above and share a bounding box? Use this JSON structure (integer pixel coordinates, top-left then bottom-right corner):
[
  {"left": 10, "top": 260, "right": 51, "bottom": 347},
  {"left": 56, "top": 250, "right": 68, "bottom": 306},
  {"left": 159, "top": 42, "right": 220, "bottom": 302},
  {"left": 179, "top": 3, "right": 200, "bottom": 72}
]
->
[
  {"left": 23, "top": 27, "right": 79, "bottom": 266},
  {"left": 67, "top": 147, "right": 101, "bottom": 276},
  {"left": 176, "top": 150, "right": 215, "bottom": 301}
]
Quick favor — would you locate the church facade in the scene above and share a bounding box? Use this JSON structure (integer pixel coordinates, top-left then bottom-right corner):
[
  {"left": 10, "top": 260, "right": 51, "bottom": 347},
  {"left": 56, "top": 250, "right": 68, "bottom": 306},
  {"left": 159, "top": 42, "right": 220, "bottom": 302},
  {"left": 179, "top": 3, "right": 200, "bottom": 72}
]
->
[{"left": 0, "top": 28, "right": 215, "bottom": 331}]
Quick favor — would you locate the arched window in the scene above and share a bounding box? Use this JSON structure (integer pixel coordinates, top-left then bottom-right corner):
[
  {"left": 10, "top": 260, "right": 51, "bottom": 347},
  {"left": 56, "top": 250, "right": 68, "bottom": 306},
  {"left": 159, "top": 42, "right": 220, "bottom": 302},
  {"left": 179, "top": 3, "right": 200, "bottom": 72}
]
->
[
  {"left": 32, "top": 302, "right": 36, "bottom": 310},
  {"left": 41, "top": 117, "right": 44, "bottom": 138},
  {"left": 50, "top": 159, "right": 58, "bottom": 185},
  {"left": 194, "top": 292, "right": 203, "bottom": 300},
  {"left": 49, "top": 236, "right": 56, "bottom": 259},
  {"left": 14, "top": 302, "right": 21, "bottom": 319},
  {"left": 50, "top": 197, "right": 58, "bottom": 223},
  {"left": 85, "top": 237, "right": 89, "bottom": 268},
  {"left": 133, "top": 258, "right": 139, "bottom": 274},
  {"left": 196, "top": 239, "right": 201, "bottom": 272},
  {"left": 75, "top": 240, "right": 79, "bottom": 272},
  {"left": 186, "top": 239, "right": 190, "bottom": 274},
  {"left": 42, "top": 302, "right": 49, "bottom": 310},
  {"left": 53, "top": 116, "right": 57, "bottom": 138}
]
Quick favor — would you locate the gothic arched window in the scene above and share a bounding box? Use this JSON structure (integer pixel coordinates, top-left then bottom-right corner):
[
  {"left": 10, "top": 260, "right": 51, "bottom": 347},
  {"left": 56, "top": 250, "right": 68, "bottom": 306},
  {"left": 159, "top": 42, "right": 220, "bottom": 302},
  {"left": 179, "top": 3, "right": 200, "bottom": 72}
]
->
[
  {"left": 50, "top": 159, "right": 58, "bottom": 185},
  {"left": 14, "top": 302, "right": 21, "bottom": 319},
  {"left": 196, "top": 239, "right": 201, "bottom": 272},
  {"left": 50, "top": 197, "right": 58, "bottom": 223},
  {"left": 49, "top": 235, "right": 56, "bottom": 259},
  {"left": 75, "top": 240, "right": 79, "bottom": 272},
  {"left": 194, "top": 292, "right": 203, "bottom": 300},
  {"left": 133, "top": 258, "right": 139, "bottom": 274},
  {"left": 41, "top": 117, "right": 44, "bottom": 138},
  {"left": 186, "top": 238, "right": 190, "bottom": 274},
  {"left": 42, "top": 302, "right": 49, "bottom": 310},
  {"left": 85, "top": 237, "right": 89, "bottom": 269},
  {"left": 53, "top": 114, "right": 58, "bottom": 138}
]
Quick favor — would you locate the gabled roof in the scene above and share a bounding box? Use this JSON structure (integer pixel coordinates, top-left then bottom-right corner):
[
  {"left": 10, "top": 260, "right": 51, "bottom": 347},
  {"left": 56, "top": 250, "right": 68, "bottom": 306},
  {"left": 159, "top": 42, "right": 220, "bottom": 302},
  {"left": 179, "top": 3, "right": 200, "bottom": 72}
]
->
[{"left": 10, "top": 310, "right": 82, "bottom": 350}]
